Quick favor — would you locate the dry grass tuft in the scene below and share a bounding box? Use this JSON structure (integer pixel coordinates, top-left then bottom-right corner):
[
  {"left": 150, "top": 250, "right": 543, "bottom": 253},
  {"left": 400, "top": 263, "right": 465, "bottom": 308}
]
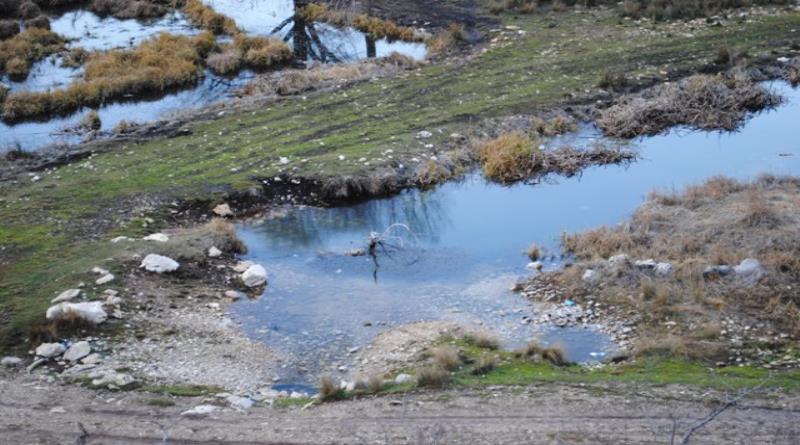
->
[
  {"left": 233, "top": 34, "right": 292, "bottom": 70},
  {"left": 0, "top": 27, "right": 65, "bottom": 80},
  {"left": 515, "top": 341, "right": 569, "bottom": 366},
  {"left": 2, "top": 32, "right": 214, "bottom": 121},
  {"left": 597, "top": 71, "right": 628, "bottom": 91},
  {"left": 366, "top": 374, "right": 383, "bottom": 394},
  {"left": 532, "top": 115, "right": 578, "bottom": 136},
  {"left": 464, "top": 331, "right": 500, "bottom": 350},
  {"left": 182, "top": 0, "right": 238, "bottom": 35},
  {"left": 90, "top": 0, "right": 171, "bottom": 20},
  {"left": 478, "top": 132, "right": 542, "bottom": 183},
  {"left": 416, "top": 365, "right": 450, "bottom": 387},
  {"left": 788, "top": 65, "right": 800, "bottom": 87},
  {"left": 598, "top": 74, "right": 783, "bottom": 138},
  {"left": 526, "top": 243, "right": 541, "bottom": 261},
  {"left": 471, "top": 354, "right": 499, "bottom": 375},
  {"left": 206, "top": 47, "right": 241, "bottom": 75},
  {"left": 29, "top": 312, "right": 93, "bottom": 344},
  {"left": 426, "top": 23, "right": 467, "bottom": 56},
  {"left": 205, "top": 218, "right": 246, "bottom": 254},
  {"left": 79, "top": 109, "right": 101, "bottom": 131},
  {"left": 318, "top": 375, "right": 341, "bottom": 402},
  {"left": 301, "top": 4, "right": 423, "bottom": 43},
  {"left": 430, "top": 345, "right": 461, "bottom": 370}
]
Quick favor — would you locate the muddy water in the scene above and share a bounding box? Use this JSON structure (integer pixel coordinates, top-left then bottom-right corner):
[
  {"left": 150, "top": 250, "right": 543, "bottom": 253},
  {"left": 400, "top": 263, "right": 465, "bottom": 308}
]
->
[
  {"left": 234, "top": 82, "right": 800, "bottom": 382},
  {"left": 1, "top": 3, "right": 425, "bottom": 151}
]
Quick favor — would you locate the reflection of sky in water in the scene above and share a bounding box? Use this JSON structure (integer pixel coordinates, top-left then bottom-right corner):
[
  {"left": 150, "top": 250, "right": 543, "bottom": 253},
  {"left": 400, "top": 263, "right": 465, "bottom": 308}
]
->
[
  {"left": 1, "top": 56, "right": 82, "bottom": 93},
  {"left": 235, "top": 82, "right": 800, "bottom": 380},
  {"left": 51, "top": 10, "right": 197, "bottom": 51}
]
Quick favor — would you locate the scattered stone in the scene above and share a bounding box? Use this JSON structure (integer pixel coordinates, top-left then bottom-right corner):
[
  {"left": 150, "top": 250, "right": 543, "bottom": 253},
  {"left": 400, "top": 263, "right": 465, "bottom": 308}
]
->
[
  {"left": 416, "top": 130, "right": 433, "bottom": 139},
  {"left": 213, "top": 203, "right": 233, "bottom": 217},
  {"left": 232, "top": 261, "right": 254, "bottom": 273},
  {"left": 526, "top": 261, "right": 543, "bottom": 271},
  {"left": 734, "top": 258, "right": 764, "bottom": 285},
  {"left": 224, "top": 290, "right": 245, "bottom": 300},
  {"left": 49, "top": 406, "right": 66, "bottom": 414},
  {"left": 110, "top": 236, "right": 133, "bottom": 243},
  {"left": 63, "top": 341, "right": 91, "bottom": 362},
  {"left": 241, "top": 264, "right": 268, "bottom": 288},
  {"left": 91, "top": 266, "right": 109, "bottom": 275},
  {"left": 46, "top": 302, "right": 108, "bottom": 325},
  {"left": 608, "top": 254, "right": 630, "bottom": 266},
  {"left": 96, "top": 273, "right": 115, "bottom": 285},
  {"left": 208, "top": 246, "right": 223, "bottom": 258},
  {"left": 1, "top": 356, "right": 23, "bottom": 367},
  {"left": 634, "top": 259, "right": 657, "bottom": 269},
  {"left": 51, "top": 289, "right": 82, "bottom": 304},
  {"left": 90, "top": 371, "right": 135, "bottom": 389},
  {"left": 226, "top": 396, "right": 254, "bottom": 410},
  {"left": 106, "top": 294, "right": 123, "bottom": 306},
  {"left": 140, "top": 254, "right": 180, "bottom": 273},
  {"left": 181, "top": 405, "right": 218, "bottom": 418},
  {"left": 344, "top": 248, "right": 366, "bottom": 257},
  {"left": 654, "top": 262, "right": 673, "bottom": 276},
  {"left": 582, "top": 269, "right": 600, "bottom": 284},
  {"left": 143, "top": 233, "right": 169, "bottom": 243},
  {"left": 394, "top": 373, "right": 413, "bottom": 384},
  {"left": 81, "top": 353, "right": 103, "bottom": 365},
  {"left": 703, "top": 265, "right": 733, "bottom": 278},
  {"left": 35, "top": 343, "right": 66, "bottom": 359}
]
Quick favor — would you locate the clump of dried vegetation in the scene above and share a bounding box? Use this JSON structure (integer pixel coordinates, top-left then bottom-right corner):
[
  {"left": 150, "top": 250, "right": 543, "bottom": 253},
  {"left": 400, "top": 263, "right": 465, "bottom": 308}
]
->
[
  {"left": 2, "top": 32, "right": 214, "bottom": 121},
  {"left": 426, "top": 23, "right": 467, "bottom": 56},
  {"left": 0, "top": 27, "right": 65, "bottom": 80},
  {"left": 317, "top": 375, "right": 343, "bottom": 402},
  {"left": 300, "top": 3, "right": 423, "bottom": 42},
  {"left": 182, "top": 0, "right": 238, "bottom": 35},
  {"left": 416, "top": 365, "right": 451, "bottom": 387},
  {"left": 240, "top": 52, "right": 417, "bottom": 96},
  {"left": 89, "top": 0, "right": 173, "bottom": 20},
  {"left": 514, "top": 341, "right": 569, "bottom": 366},
  {"left": 598, "top": 74, "right": 783, "bottom": 138},
  {"left": 477, "top": 132, "right": 635, "bottom": 183},
  {"left": 557, "top": 175, "right": 800, "bottom": 362},
  {"left": 464, "top": 331, "right": 501, "bottom": 350}
]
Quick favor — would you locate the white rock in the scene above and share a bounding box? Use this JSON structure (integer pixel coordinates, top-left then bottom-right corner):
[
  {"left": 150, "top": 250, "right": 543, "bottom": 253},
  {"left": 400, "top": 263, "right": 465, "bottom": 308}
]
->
[
  {"left": 224, "top": 290, "right": 245, "bottom": 300},
  {"left": 110, "top": 236, "right": 132, "bottom": 243},
  {"left": 279, "top": 157, "right": 290, "bottom": 165},
  {"left": 51, "top": 289, "right": 82, "bottom": 304},
  {"left": 208, "top": 246, "right": 223, "bottom": 258},
  {"left": 91, "top": 266, "right": 109, "bottom": 275},
  {"left": 106, "top": 295, "right": 123, "bottom": 306},
  {"left": 35, "top": 343, "right": 66, "bottom": 358},
  {"left": 96, "top": 274, "right": 115, "bottom": 285},
  {"left": 655, "top": 262, "right": 673, "bottom": 276},
  {"left": 46, "top": 302, "right": 107, "bottom": 325},
  {"left": 213, "top": 203, "right": 233, "bottom": 217},
  {"left": 143, "top": 233, "right": 169, "bottom": 243},
  {"left": 734, "top": 258, "right": 764, "bottom": 285},
  {"left": 140, "top": 254, "right": 180, "bottom": 273},
  {"left": 226, "top": 396, "right": 254, "bottom": 410},
  {"left": 1, "top": 356, "right": 23, "bottom": 367},
  {"left": 232, "top": 261, "right": 254, "bottom": 273},
  {"left": 91, "top": 372, "right": 135, "bottom": 389},
  {"left": 582, "top": 269, "right": 600, "bottom": 284},
  {"left": 241, "top": 264, "right": 267, "bottom": 288},
  {"left": 81, "top": 353, "right": 103, "bottom": 365},
  {"left": 394, "top": 373, "right": 414, "bottom": 384},
  {"left": 634, "top": 259, "right": 657, "bottom": 269},
  {"left": 63, "top": 341, "right": 91, "bottom": 362},
  {"left": 526, "top": 261, "right": 543, "bottom": 271},
  {"left": 416, "top": 130, "right": 433, "bottom": 139},
  {"left": 608, "top": 254, "right": 630, "bottom": 266},
  {"left": 181, "top": 405, "right": 218, "bottom": 417}
]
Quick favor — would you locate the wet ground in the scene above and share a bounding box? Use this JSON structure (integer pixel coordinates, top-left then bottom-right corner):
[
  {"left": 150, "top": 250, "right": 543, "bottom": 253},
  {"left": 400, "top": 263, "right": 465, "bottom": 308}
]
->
[
  {"left": 0, "top": 1, "right": 426, "bottom": 151},
  {"left": 234, "top": 81, "right": 800, "bottom": 382}
]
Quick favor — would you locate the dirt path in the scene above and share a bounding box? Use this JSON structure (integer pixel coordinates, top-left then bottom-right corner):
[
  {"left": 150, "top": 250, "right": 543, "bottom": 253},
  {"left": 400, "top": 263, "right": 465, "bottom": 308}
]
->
[{"left": 2, "top": 374, "right": 799, "bottom": 444}]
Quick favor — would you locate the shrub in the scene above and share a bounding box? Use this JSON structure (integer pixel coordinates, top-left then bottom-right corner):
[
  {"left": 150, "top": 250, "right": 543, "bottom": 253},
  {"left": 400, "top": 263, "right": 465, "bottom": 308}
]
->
[
  {"left": 430, "top": 345, "right": 461, "bottom": 370},
  {"left": 0, "top": 19, "right": 19, "bottom": 39},
  {"left": 416, "top": 365, "right": 450, "bottom": 387},
  {"left": 478, "top": 132, "right": 543, "bottom": 183},
  {"left": 464, "top": 331, "right": 500, "bottom": 350},
  {"left": 318, "top": 375, "right": 342, "bottom": 402}
]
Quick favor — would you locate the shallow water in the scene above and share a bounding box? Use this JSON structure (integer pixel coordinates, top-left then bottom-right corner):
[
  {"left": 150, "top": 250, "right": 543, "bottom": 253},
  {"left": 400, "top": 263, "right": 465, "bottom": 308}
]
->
[
  {"left": 234, "top": 82, "right": 800, "bottom": 382},
  {"left": 1, "top": 2, "right": 425, "bottom": 151}
]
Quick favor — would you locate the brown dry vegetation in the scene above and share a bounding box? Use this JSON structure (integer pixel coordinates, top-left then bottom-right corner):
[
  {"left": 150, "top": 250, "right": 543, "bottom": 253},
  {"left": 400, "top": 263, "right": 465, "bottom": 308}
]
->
[
  {"left": 598, "top": 74, "right": 783, "bottom": 138},
  {"left": 233, "top": 34, "right": 292, "bottom": 70},
  {"left": 300, "top": 3, "right": 423, "bottom": 42},
  {"left": 558, "top": 175, "right": 800, "bottom": 361},
  {"left": 514, "top": 341, "right": 569, "bottom": 366},
  {"left": 0, "top": 27, "right": 65, "bottom": 80},
  {"left": 1, "top": 32, "right": 214, "bottom": 121},
  {"left": 464, "top": 331, "right": 501, "bottom": 350},
  {"left": 240, "top": 52, "right": 418, "bottom": 96},
  {"left": 426, "top": 23, "right": 467, "bottom": 55},
  {"left": 182, "top": 0, "right": 238, "bottom": 35},
  {"left": 89, "top": 0, "right": 172, "bottom": 20}
]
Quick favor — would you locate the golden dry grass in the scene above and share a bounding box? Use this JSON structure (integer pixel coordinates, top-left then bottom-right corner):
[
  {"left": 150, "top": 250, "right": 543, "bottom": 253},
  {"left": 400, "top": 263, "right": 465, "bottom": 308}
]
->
[
  {"left": 478, "top": 132, "right": 542, "bottom": 183},
  {"left": 515, "top": 341, "right": 569, "bottom": 366},
  {"left": 182, "top": 0, "right": 238, "bottom": 35},
  {"left": 430, "top": 345, "right": 461, "bottom": 370},
  {"left": 464, "top": 331, "right": 501, "bottom": 350},
  {"left": 233, "top": 34, "right": 292, "bottom": 69},
  {"left": 317, "top": 375, "right": 341, "bottom": 402},
  {"left": 0, "top": 27, "right": 65, "bottom": 80},
  {"left": 415, "top": 365, "right": 450, "bottom": 387},
  {"left": 300, "top": 3, "right": 423, "bottom": 42},
  {"left": 426, "top": 23, "right": 466, "bottom": 56},
  {"left": 2, "top": 32, "right": 213, "bottom": 121}
]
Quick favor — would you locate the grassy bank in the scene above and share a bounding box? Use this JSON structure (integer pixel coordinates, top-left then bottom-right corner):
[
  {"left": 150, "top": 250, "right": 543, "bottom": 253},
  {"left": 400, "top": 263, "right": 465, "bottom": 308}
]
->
[{"left": 1, "top": 7, "right": 799, "bottom": 350}]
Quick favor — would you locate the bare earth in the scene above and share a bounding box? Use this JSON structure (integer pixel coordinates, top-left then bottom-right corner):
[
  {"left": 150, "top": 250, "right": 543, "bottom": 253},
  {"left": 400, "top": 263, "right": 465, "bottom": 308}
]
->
[{"left": 2, "top": 372, "right": 799, "bottom": 444}]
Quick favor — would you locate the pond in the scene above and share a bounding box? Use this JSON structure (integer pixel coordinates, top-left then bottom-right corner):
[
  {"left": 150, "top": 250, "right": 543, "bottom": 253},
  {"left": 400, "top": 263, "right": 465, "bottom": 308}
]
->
[
  {"left": 234, "top": 81, "right": 800, "bottom": 384},
  {"left": 0, "top": 1, "right": 426, "bottom": 151}
]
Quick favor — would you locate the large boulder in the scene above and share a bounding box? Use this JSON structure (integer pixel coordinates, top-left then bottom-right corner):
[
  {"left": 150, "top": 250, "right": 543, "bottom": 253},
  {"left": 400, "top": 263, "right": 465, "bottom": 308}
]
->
[
  {"left": 140, "top": 254, "right": 180, "bottom": 273},
  {"left": 35, "top": 343, "right": 66, "bottom": 358},
  {"left": 582, "top": 269, "right": 600, "bottom": 285},
  {"left": 1, "top": 356, "right": 23, "bottom": 367},
  {"left": 734, "top": 258, "right": 764, "bottom": 285},
  {"left": 46, "top": 302, "right": 108, "bottom": 325},
  {"left": 241, "top": 264, "right": 268, "bottom": 288}
]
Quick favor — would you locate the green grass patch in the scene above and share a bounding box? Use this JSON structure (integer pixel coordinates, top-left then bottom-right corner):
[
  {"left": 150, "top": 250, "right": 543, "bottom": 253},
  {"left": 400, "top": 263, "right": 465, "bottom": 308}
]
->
[{"left": 141, "top": 384, "right": 224, "bottom": 397}]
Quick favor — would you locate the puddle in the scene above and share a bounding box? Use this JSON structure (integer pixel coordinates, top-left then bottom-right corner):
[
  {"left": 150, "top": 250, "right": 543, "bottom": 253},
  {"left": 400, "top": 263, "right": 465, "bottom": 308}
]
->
[
  {"left": 234, "top": 82, "right": 800, "bottom": 382},
  {"left": 1, "top": 2, "right": 425, "bottom": 151},
  {"left": 51, "top": 10, "right": 197, "bottom": 51},
  {"left": 203, "top": 0, "right": 428, "bottom": 61}
]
